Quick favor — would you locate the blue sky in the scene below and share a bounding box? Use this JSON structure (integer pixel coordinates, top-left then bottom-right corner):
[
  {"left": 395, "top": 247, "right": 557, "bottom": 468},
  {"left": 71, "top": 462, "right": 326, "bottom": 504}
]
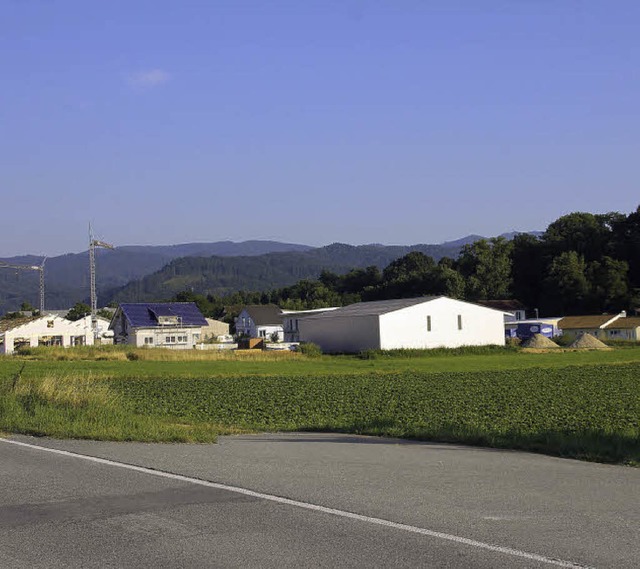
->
[{"left": 1, "top": 1, "right": 639, "bottom": 256}]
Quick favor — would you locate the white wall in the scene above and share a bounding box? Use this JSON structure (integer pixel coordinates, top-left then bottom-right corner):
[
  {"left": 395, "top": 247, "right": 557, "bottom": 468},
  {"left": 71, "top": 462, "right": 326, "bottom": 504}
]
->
[
  {"left": 234, "top": 310, "right": 283, "bottom": 340},
  {"left": 130, "top": 328, "right": 201, "bottom": 349},
  {"left": 1, "top": 316, "right": 94, "bottom": 354},
  {"left": 299, "top": 314, "right": 380, "bottom": 353},
  {"left": 605, "top": 327, "right": 639, "bottom": 341},
  {"left": 255, "top": 324, "right": 283, "bottom": 341},
  {"left": 379, "top": 297, "right": 505, "bottom": 350}
]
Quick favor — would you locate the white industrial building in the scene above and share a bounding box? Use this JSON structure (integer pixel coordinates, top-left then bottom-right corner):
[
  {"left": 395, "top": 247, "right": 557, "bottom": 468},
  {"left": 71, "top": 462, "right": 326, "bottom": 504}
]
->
[
  {"left": 0, "top": 315, "right": 97, "bottom": 354},
  {"left": 281, "top": 307, "right": 339, "bottom": 342},
  {"left": 298, "top": 296, "right": 506, "bottom": 353}
]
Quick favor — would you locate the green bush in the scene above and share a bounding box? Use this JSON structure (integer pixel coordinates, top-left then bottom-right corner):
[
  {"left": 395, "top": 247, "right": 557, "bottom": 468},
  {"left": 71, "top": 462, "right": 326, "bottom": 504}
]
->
[{"left": 298, "top": 342, "right": 322, "bottom": 357}]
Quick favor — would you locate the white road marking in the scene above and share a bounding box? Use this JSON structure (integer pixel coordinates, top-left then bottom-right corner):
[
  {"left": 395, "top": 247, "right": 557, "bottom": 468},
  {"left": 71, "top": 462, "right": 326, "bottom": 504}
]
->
[{"left": 1, "top": 438, "right": 593, "bottom": 568}]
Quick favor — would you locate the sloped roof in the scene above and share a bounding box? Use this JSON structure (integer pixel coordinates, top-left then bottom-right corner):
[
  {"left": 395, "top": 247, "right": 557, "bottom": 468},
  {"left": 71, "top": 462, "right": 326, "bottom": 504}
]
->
[
  {"left": 477, "top": 299, "right": 526, "bottom": 312},
  {"left": 604, "top": 317, "right": 640, "bottom": 330},
  {"left": 558, "top": 315, "right": 617, "bottom": 329},
  {"left": 305, "top": 296, "right": 439, "bottom": 320},
  {"left": 243, "top": 304, "right": 283, "bottom": 325},
  {"left": 118, "top": 303, "right": 207, "bottom": 328},
  {"left": 0, "top": 316, "right": 40, "bottom": 334}
]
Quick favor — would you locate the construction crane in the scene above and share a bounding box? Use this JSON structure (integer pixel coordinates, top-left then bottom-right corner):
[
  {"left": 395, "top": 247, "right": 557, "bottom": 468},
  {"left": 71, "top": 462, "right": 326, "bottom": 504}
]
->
[
  {"left": 89, "top": 225, "right": 114, "bottom": 338},
  {"left": 0, "top": 257, "right": 46, "bottom": 313}
]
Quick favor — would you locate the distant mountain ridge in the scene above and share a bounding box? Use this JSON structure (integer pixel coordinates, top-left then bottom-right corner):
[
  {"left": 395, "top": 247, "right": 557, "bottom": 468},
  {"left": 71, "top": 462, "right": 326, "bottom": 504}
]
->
[
  {"left": 0, "top": 233, "right": 541, "bottom": 312},
  {"left": 0, "top": 240, "right": 312, "bottom": 313},
  {"left": 108, "top": 242, "right": 462, "bottom": 303}
]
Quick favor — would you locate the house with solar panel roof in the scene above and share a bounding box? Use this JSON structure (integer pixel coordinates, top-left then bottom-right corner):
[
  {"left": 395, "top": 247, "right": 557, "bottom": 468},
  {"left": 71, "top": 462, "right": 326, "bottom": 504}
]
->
[{"left": 109, "top": 303, "right": 208, "bottom": 349}]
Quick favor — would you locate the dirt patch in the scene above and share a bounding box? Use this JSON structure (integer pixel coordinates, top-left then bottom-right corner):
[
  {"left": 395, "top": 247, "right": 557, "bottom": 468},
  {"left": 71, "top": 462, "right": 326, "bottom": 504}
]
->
[
  {"left": 568, "top": 333, "right": 610, "bottom": 350},
  {"left": 521, "top": 334, "right": 561, "bottom": 349}
]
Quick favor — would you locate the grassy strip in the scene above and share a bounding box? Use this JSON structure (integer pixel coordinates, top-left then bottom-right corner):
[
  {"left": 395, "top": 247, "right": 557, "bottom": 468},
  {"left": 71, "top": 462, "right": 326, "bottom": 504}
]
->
[
  {"left": 1, "top": 351, "right": 639, "bottom": 464},
  {"left": 3, "top": 346, "right": 640, "bottom": 381},
  {"left": 107, "top": 363, "right": 640, "bottom": 465},
  {"left": 11, "top": 345, "right": 300, "bottom": 362},
  {"left": 0, "top": 369, "right": 240, "bottom": 442}
]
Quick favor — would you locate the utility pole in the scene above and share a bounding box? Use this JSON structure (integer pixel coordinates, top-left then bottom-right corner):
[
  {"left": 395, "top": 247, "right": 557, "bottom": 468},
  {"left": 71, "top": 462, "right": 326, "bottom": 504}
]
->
[
  {"left": 0, "top": 257, "right": 46, "bottom": 313},
  {"left": 89, "top": 224, "right": 114, "bottom": 338}
]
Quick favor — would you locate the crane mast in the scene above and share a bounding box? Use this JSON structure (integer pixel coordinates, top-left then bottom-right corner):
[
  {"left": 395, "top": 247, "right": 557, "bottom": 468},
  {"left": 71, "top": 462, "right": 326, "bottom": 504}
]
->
[
  {"left": 0, "top": 258, "right": 46, "bottom": 313},
  {"left": 89, "top": 225, "right": 114, "bottom": 339}
]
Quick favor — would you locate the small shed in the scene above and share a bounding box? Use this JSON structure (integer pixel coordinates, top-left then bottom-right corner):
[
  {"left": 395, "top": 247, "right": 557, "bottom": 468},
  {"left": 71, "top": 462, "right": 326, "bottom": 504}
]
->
[{"left": 506, "top": 318, "right": 563, "bottom": 340}]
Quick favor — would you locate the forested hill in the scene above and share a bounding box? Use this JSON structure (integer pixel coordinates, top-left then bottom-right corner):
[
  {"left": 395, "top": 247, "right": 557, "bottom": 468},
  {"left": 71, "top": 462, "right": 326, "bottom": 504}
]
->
[
  {"left": 113, "top": 206, "right": 640, "bottom": 318},
  {"left": 107, "top": 242, "right": 463, "bottom": 303},
  {"left": 0, "top": 240, "right": 312, "bottom": 313}
]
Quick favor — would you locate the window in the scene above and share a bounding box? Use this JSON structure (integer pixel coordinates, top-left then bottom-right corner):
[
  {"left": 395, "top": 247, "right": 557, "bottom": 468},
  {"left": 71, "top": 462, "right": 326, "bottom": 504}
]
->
[
  {"left": 144, "top": 337, "right": 153, "bottom": 345},
  {"left": 259, "top": 330, "right": 266, "bottom": 337},
  {"left": 47, "top": 320, "right": 54, "bottom": 328},
  {"left": 457, "top": 315, "right": 463, "bottom": 330},
  {"left": 426, "top": 316, "right": 431, "bottom": 332}
]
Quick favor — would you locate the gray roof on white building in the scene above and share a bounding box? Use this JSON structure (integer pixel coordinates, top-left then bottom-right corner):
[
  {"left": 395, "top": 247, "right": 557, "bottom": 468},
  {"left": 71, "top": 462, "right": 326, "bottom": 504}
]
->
[{"left": 305, "top": 296, "right": 440, "bottom": 320}]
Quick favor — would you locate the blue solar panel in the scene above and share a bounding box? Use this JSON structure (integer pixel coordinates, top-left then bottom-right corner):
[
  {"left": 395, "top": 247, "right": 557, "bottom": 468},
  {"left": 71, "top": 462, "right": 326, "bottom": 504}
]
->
[{"left": 120, "top": 303, "right": 208, "bottom": 328}]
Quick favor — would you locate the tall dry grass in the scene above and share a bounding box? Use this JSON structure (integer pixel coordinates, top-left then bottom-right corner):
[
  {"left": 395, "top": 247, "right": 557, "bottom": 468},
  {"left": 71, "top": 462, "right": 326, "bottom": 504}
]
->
[
  {"left": 0, "top": 370, "right": 226, "bottom": 442},
  {"left": 14, "top": 345, "right": 301, "bottom": 362}
]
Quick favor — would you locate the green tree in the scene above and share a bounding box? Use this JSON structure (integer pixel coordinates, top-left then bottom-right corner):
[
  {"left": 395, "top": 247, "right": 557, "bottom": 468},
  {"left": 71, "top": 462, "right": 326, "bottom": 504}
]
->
[
  {"left": 457, "top": 238, "right": 513, "bottom": 300},
  {"left": 20, "top": 301, "right": 36, "bottom": 312},
  {"left": 544, "top": 251, "right": 590, "bottom": 315},
  {"left": 65, "top": 302, "right": 92, "bottom": 321},
  {"left": 586, "top": 256, "right": 629, "bottom": 312},
  {"left": 431, "top": 266, "right": 466, "bottom": 299},
  {"left": 543, "top": 212, "right": 617, "bottom": 262},
  {"left": 611, "top": 205, "right": 640, "bottom": 287},
  {"left": 510, "top": 233, "right": 545, "bottom": 310},
  {"left": 96, "top": 308, "right": 113, "bottom": 320},
  {"left": 382, "top": 252, "right": 435, "bottom": 282}
]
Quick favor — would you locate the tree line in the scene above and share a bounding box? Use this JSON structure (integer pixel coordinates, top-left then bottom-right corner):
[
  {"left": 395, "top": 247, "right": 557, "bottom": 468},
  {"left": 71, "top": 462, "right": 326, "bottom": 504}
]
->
[{"left": 174, "top": 207, "right": 640, "bottom": 321}]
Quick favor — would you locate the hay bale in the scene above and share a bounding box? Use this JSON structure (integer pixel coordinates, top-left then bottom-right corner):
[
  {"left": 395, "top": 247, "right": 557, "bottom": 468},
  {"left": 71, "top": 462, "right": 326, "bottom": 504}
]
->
[
  {"left": 568, "top": 332, "right": 609, "bottom": 350},
  {"left": 520, "top": 333, "right": 561, "bottom": 349}
]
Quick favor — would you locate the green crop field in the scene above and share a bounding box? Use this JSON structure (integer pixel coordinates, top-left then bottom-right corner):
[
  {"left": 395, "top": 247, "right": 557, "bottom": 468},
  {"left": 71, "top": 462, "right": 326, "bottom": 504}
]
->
[
  {"left": 3, "top": 344, "right": 640, "bottom": 379},
  {"left": 1, "top": 346, "right": 639, "bottom": 465}
]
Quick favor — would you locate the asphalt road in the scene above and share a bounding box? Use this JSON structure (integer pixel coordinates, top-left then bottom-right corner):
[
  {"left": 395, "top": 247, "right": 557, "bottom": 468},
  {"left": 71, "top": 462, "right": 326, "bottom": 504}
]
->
[{"left": 1, "top": 433, "right": 638, "bottom": 568}]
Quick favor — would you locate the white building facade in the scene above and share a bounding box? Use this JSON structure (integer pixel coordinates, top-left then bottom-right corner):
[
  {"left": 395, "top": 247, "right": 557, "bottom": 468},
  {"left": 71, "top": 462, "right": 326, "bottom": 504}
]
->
[
  {"left": 281, "top": 307, "right": 339, "bottom": 342},
  {"left": 298, "top": 296, "right": 506, "bottom": 353},
  {"left": 0, "top": 315, "right": 96, "bottom": 354},
  {"left": 235, "top": 305, "right": 284, "bottom": 341},
  {"left": 109, "top": 302, "right": 208, "bottom": 349}
]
